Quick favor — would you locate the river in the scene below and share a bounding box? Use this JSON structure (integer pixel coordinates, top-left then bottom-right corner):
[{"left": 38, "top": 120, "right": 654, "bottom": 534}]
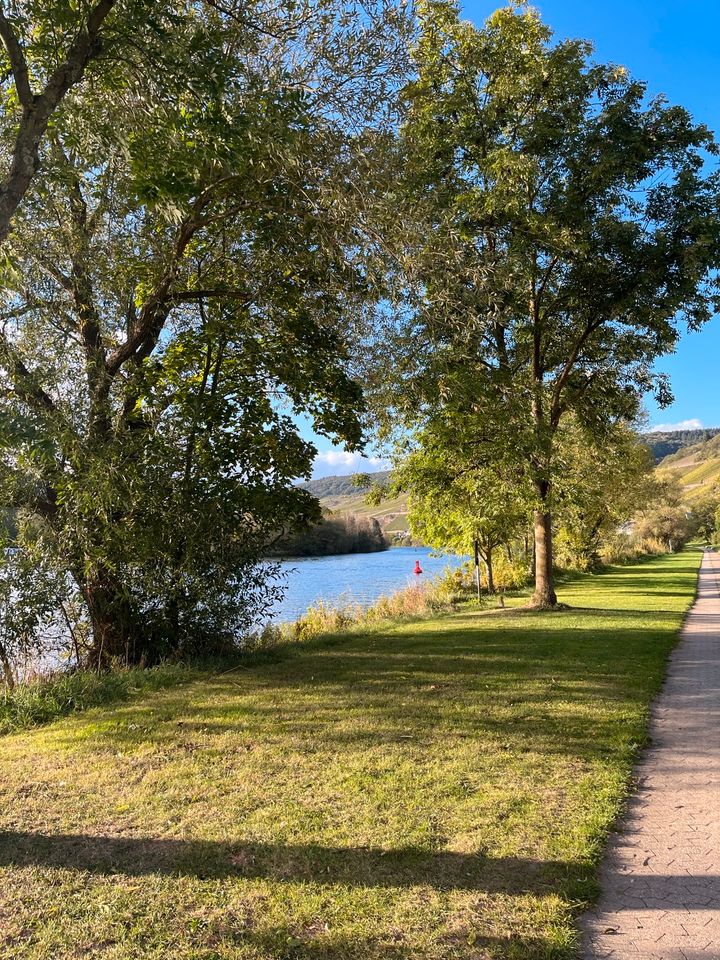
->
[{"left": 270, "top": 546, "right": 469, "bottom": 623}]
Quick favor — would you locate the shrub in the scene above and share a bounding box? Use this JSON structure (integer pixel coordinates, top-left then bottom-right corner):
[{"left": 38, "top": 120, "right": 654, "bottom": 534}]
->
[{"left": 488, "top": 553, "right": 530, "bottom": 591}]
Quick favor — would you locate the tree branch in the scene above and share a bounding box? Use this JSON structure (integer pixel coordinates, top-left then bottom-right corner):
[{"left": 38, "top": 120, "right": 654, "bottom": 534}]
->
[
  {"left": 0, "top": 0, "right": 117, "bottom": 249},
  {"left": 106, "top": 180, "right": 236, "bottom": 377},
  {"left": 165, "top": 288, "right": 251, "bottom": 302},
  {"left": 0, "top": 9, "right": 32, "bottom": 107},
  {"left": 549, "top": 318, "right": 605, "bottom": 428},
  {"left": 0, "top": 331, "right": 55, "bottom": 412}
]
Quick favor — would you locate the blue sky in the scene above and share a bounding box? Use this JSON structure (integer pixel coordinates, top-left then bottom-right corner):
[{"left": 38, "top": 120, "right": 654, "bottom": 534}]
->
[{"left": 309, "top": 0, "right": 720, "bottom": 477}]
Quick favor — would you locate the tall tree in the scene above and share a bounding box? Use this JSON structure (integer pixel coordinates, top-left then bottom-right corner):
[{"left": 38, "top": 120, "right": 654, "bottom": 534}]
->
[
  {"left": 382, "top": 426, "right": 529, "bottom": 592},
  {"left": 368, "top": 0, "right": 720, "bottom": 606},
  {"left": 0, "top": 0, "right": 409, "bottom": 666},
  {"left": 552, "top": 420, "right": 655, "bottom": 570}
]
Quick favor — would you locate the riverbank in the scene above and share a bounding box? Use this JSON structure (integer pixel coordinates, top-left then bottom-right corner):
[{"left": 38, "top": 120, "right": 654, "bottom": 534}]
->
[
  {"left": 0, "top": 549, "right": 701, "bottom": 959},
  {"left": 270, "top": 545, "right": 468, "bottom": 622}
]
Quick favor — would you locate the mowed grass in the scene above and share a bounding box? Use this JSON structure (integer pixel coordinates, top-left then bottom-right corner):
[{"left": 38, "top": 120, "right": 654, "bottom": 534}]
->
[{"left": 0, "top": 549, "right": 702, "bottom": 960}]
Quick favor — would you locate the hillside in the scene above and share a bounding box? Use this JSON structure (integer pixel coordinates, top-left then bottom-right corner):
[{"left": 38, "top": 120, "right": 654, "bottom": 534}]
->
[
  {"left": 303, "top": 429, "right": 715, "bottom": 530},
  {"left": 645, "top": 427, "right": 720, "bottom": 463},
  {"left": 301, "top": 469, "right": 409, "bottom": 536},
  {"left": 657, "top": 431, "right": 720, "bottom": 500},
  {"left": 300, "top": 470, "right": 391, "bottom": 499}
]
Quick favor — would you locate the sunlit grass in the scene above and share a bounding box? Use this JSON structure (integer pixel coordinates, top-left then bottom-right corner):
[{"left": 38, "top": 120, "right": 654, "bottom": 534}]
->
[
  {"left": 0, "top": 548, "right": 701, "bottom": 959},
  {"left": 0, "top": 662, "right": 208, "bottom": 736}
]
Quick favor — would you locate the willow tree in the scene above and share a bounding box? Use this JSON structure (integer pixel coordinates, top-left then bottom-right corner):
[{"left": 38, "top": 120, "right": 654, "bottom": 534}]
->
[
  {"left": 369, "top": 1, "right": 720, "bottom": 606},
  {"left": 0, "top": 0, "right": 409, "bottom": 666}
]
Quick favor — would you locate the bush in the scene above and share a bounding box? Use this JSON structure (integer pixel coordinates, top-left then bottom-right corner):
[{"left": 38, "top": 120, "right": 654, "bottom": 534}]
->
[
  {"left": 488, "top": 553, "right": 530, "bottom": 591},
  {"left": 599, "top": 532, "right": 643, "bottom": 566}
]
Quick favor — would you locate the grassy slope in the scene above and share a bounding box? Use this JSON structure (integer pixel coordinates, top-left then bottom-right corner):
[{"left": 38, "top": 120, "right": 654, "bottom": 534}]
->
[
  {"left": 322, "top": 492, "right": 410, "bottom": 535},
  {"left": 656, "top": 432, "right": 720, "bottom": 500},
  {"left": 0, "top": 549, "right": 701, "bottom": 960}
]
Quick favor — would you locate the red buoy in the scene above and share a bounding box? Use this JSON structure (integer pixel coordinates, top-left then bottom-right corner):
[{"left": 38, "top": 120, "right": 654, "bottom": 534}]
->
[{"left": 414, "top": 560, "right": 423, "bottom": 575}]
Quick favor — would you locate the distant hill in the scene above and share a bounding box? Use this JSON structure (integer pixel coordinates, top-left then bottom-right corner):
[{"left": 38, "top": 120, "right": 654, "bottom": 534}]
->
[
  {"left": 298, "top": 427, "right": 718, "bottom": 528},
  {"left": 643, "top": 428, "right": 720, "bottom": 464},
  {"left": 656, "top": 431, "right": 720, "bottom": 500},
  {"left": 300, "top": 470, "right": 391, "bottom": 499},
  {"left": 299, "top": 470, "right": 408, "bottom": 537}
]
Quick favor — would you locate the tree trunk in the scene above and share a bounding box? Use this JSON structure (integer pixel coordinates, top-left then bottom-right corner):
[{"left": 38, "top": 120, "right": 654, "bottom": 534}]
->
[
  {"left": 485, "top": 550, "right": 495, "bottom": 594},
  {"left": 531, "top": 485, "right": 557, "bottom": 608},
  {"left": 0, "top": 640, "right": 15, "bottom": 688},
  {"left": 80, "top": 569, "right": 138, "bottom": 668}
]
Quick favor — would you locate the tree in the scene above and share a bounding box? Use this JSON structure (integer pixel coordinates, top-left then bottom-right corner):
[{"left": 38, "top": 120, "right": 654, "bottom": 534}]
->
[
  {"left": 274, "top": 511, "right": 387, "bottom": 557},
  {"left": 634, "top": 481, "right": 692, "bottom": 553},
  {"left": 367, "top": 0, "right": 720, "bottom": 606},
  {"left": 553, "top": 421, "right": 655, "bottom": 570},
  {"left": 381, "top": 427, "right": 529, "bottom": 593},
  {"left": 687, "top": 494, "right": 719, "bottom": 543},
  {"left": 0, "top": 0, "right": 409, "bottom": 667},
  {"left": 0, "top": 2, "right": 177, "bottom": 257}
]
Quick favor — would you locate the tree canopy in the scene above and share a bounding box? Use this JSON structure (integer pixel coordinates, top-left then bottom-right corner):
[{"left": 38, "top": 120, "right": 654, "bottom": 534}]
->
[
  {"left": 366, "top": 0, "right": 720, "bottom": 605},
  {"left": 0, "top": 0, "right": 409, "bottom": 668}
]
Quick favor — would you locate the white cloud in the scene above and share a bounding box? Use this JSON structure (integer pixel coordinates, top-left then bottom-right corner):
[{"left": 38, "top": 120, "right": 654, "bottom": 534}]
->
[
  {"left": 312, "top": 450, "right": 389, "bottom": 478},
  {"left": 647, "top": 418, "right": 704, "bottom": 433}
]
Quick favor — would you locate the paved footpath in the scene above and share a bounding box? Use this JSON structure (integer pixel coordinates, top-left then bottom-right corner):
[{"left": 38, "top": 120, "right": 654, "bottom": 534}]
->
[{"left": 582, "top": 549, "right": 720, "bottom": 960}]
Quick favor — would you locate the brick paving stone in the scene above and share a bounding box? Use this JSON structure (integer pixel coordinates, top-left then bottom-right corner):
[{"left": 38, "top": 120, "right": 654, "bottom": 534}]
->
[{"left": 581, "top": 550, "right": 720, "bottom": 960}]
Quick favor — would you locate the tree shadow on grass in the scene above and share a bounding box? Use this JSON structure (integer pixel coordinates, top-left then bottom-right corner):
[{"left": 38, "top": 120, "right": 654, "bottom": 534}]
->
[
  {"left": 49, "top": 607, "right": 689, "bottom": 762},
  {"left": 235, "top": 925, "right": 562, "bottom": 960},
  {"left": 0, "top": 830, "right": 587, "bottom": 895}
]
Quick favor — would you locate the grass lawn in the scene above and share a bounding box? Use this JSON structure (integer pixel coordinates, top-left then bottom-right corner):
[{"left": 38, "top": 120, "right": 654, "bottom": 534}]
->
[{"left": 0, "top": 549, "right": 702, "bottom": 960}]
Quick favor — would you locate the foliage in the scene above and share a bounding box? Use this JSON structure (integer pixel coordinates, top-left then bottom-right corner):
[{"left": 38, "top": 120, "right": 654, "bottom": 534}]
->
[
  {"left": 598, "top": 530, "right": 644, "bottom": 566},
  {"left": 553, "top": 421, "right": 656, "bottom": 570},
  {"left": 486, "top": 550, "right": 530, "bottom": 591},
  {"left": 0, "top": 0, "right": 409, "bottom": 667},
  {"left": 0, "top": 538, "right": 74, "bottom": 687},
  {"left": 387, "top": 428, "right": 530, "bottom": 592},
  {"left": 273, "top": 512, "right": 387, "bottom": 557},
  {"left": 0, "top": 0, "right": 127, "bottom": 252},
  {"left": 366, "top": 0, "right": 720, "bottom": 606},
  {"left": 633, "top": 480, "right": 693, "bottom": 553},
  {"left": 686, "top": 494, "right": 719, "bottom": 543}
]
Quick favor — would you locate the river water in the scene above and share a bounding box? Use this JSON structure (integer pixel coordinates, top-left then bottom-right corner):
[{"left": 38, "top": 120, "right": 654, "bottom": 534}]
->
[{"left": 270, "top": 546, "right": 468, "bottom": 623}]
